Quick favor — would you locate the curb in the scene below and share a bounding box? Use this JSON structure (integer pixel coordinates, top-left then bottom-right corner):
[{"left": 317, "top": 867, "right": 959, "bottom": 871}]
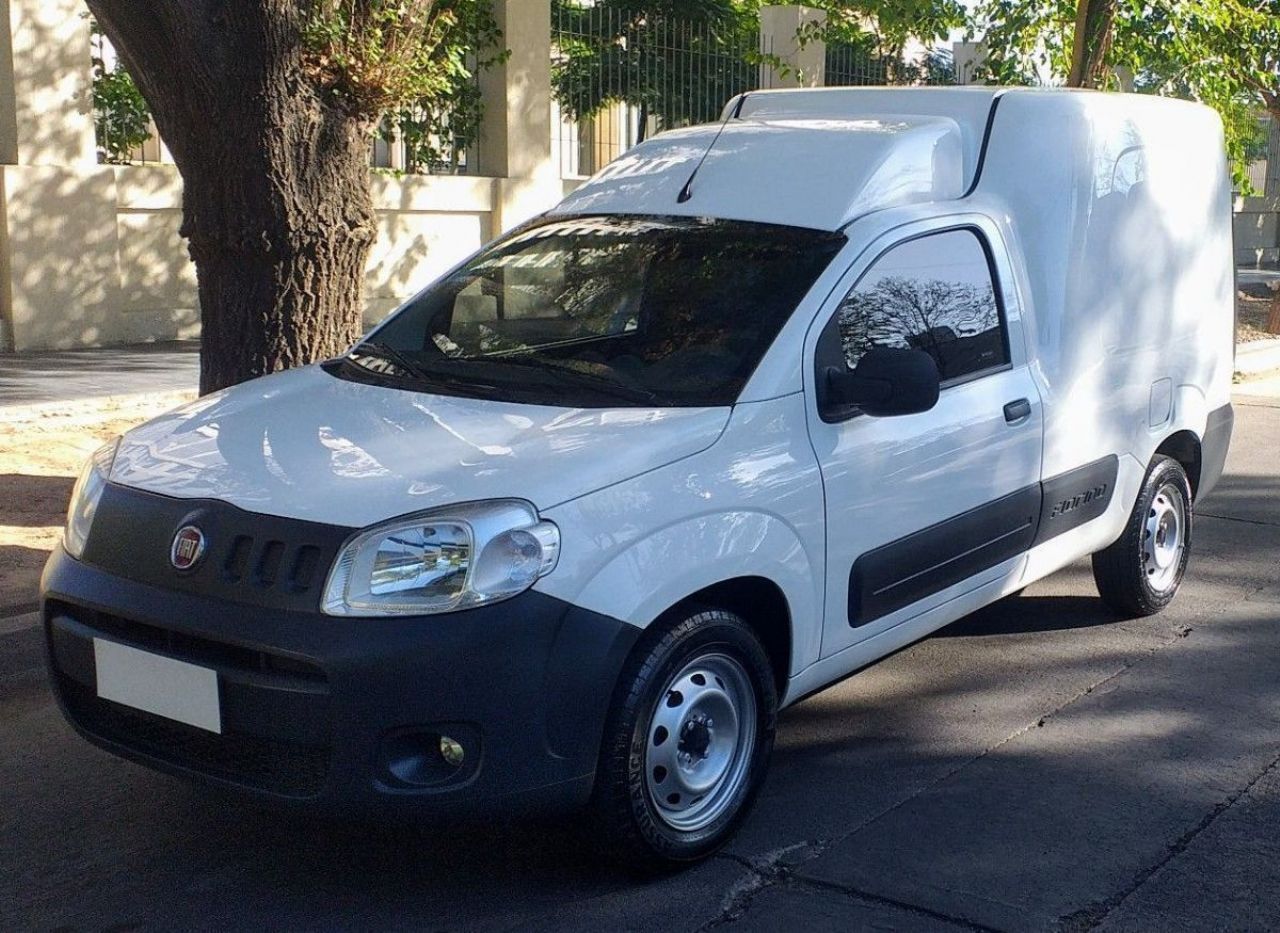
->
[{"left": 0, "top": 388, "right": 195, "bottom": 417}]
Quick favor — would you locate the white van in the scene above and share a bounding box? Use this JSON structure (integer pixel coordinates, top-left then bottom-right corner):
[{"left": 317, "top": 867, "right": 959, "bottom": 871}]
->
[{"left": 45, "top": 88, "right": 1235, "bottom": 867}]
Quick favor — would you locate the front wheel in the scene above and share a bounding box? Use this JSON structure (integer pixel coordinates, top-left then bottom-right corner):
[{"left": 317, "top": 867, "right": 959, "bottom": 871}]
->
[
  {"left": 591, "top": 608, "right": 777, "bottom": 870},
  {"left": 1092, "top": 455, "right": 1192, "bottom": 616}
]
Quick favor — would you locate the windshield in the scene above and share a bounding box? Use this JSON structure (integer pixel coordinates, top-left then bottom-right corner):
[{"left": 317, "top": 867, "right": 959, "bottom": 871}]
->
[{"left": 334, "top": 215, "right": 845, "bottom": 407}]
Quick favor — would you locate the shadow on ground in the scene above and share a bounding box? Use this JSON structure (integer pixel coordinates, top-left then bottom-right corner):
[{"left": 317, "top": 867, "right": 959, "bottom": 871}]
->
[{"left": 0, "top": 474, "right": 74, "bottom": 526}]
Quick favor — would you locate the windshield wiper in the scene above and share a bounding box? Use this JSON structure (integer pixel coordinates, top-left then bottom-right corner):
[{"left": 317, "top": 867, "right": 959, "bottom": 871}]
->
[
  {"left": 352, "top": 342, "right": 662, "bottom": 405},
  {"left": 350, "top": 341, "right": 435, "bottom": 380},
  {"left": 465, "top": 355, "right": 662, "bottom": 405},
  {"left": 348, "top": 342, "right": 503, "bottom": 395}
]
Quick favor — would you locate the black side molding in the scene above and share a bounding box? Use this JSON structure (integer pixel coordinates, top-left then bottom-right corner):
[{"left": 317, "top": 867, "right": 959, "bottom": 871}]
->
[
  {"left": 848, "top": 454, "right": 1121, "bottom": 628},
  {"left": 849, "top": 483, "right": 1041, "bottom": 627},
  {"left": 1032, "top": 455, "right": 1118, "bottom": 546}
]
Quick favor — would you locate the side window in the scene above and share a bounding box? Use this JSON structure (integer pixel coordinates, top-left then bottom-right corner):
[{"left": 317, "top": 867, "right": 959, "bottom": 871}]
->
[{"left": 836, "top": 229, "right": 1008, "bottom": 382}]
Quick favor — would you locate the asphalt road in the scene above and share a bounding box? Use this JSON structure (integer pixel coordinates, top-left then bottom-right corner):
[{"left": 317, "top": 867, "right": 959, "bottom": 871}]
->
[{"left": 3, "top": 393, "right": 1279, "bottom": 932}]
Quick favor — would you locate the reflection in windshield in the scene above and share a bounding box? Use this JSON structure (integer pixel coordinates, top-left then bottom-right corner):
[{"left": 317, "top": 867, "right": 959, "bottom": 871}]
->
[{"left": 340, "top": 215, "right": 845, "bottom": 408}]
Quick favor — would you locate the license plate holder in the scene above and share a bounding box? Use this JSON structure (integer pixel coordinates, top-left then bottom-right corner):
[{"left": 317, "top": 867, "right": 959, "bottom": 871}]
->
[{"left": 93, "top": 638, "right": 222, "bottom": 734}]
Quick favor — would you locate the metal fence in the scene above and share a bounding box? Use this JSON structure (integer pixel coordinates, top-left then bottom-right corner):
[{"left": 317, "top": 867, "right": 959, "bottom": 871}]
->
[
  {"left": 552, "top": 3, "right": 765, "bottom": 177},
  {"left": 826, "top": 42, "right": 956, "bottom": 87},
  {"left": 371, "top": 102, "right": 479, "bottom": 177}
]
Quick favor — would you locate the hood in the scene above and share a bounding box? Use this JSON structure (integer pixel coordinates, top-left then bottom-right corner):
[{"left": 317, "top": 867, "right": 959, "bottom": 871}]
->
[{"left": 110, "top": 365, "right": 730, "bottom": 528}]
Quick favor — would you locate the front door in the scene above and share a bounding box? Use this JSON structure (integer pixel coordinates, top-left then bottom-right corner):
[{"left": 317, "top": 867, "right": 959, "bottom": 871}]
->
[{"left": 807, "top": 219, "right": 1044, "bottom": 659}]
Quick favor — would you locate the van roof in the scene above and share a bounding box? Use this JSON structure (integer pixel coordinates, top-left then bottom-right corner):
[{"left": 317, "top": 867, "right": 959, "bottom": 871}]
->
[
  {"left": 550, "top": 87, "right": 1000, "bottom": 231},
  {"left": 549, "top": 87, "right": 1209, "bottom": 232}
]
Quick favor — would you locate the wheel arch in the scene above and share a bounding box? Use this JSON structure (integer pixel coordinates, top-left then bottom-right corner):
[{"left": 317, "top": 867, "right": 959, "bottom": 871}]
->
[
  {"left": 657, "top": 576, "right": 793, "bottom": 696},
  {"left": 540, "top": 510, "right": 821, "bottom": 684},
  {"left": 1154, "top": 429, "right": 1203, "bottom": 498}
]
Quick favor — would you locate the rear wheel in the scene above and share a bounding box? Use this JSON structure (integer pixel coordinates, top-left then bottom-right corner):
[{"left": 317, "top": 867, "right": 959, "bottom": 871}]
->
[
  {"left": 591, "top": 608, "right": 777, "bottom": 870},
  {"left": 1092, "top": 455, "right": 1192, "bottom": 616}
]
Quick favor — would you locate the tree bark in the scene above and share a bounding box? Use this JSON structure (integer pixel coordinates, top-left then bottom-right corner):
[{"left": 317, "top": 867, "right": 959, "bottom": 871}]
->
[
  {"left": 84, "top": 1, "right": 377, "bottom": 394},
  {"left": 1067, "top": 0, "right": 1117, "bottom": 89}
]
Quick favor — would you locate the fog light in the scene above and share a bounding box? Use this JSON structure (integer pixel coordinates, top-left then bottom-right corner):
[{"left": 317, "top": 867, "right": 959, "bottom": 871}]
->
[
  {"left": 379, "top": 726, "right": 477, "bottom": 788},
  {"left": 439, "top": 734, "right": 465, "bottom": 768}
]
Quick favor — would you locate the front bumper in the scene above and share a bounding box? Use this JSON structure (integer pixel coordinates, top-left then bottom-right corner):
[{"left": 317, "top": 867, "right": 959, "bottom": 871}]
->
[{"left": 42, "top": 544, "right": 637, "bottom": 817}]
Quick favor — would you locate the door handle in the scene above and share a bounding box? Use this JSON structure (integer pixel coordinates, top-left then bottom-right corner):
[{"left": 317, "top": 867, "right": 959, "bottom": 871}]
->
[{"left": 1003, "top": 398, "right": 1032, "bottom": 424}]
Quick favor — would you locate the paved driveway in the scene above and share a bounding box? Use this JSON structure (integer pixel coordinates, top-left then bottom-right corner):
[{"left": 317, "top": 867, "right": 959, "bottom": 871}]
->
[{"left": 2, "top": 393, "right": 1278, "bottom": 932}]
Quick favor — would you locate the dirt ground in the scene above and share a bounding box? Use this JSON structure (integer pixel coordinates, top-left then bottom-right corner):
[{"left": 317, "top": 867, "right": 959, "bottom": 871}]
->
[
  {"left": 0, "top": 392, "right": 194, "bottom": 613},
  {"left": 1239, "top": 291, "right": 1279, "bottom": 343}
]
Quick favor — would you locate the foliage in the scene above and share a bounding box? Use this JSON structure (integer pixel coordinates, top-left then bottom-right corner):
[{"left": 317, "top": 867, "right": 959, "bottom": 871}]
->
[
  {"left": 791, "top": 0, "right": 967, "bottom": 59},
  {"left": 973, "top": 0, "right": 1079, "bottom": 85},
  {"left": 381, "top": 83, "right": 482, "bottom": 173},
  {"left": 551, "top": 0, "right": 964, "bottom": 134},
  {"left": 304, "top": 0, "right": 460, "bottom": 116},
  {"left": 302, "top": 0, "right": 504, "bottom": 172},
  {"left": 89, "top": 22, "right": 152, "bottom": 163},
  {"left": 1066, "top": 0, "right": 1116, "bottom": 88},
  {"left": 89, "top": 2, "right": 503, "bottom": 174},
  {"left": 974, "top": 0, "right": 1280, "bottom": 189},
  {"left": 373, "top": 2, "right": 506, "bottom": 173},
  {"left": 827, "top": 35, "right": 955, "bottom": 86},
  {"left": 551, "top": 0, "right": 758, "bottom": 137}
]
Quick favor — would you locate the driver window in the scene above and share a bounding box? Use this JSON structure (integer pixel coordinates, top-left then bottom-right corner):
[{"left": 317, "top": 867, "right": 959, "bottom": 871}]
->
[{"left": 836, "top": 229, "right": 1009, "bottom": 382}]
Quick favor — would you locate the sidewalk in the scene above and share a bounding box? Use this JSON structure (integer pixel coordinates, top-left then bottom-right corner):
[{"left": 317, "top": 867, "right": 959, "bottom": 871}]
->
[
  {"left": 1239, "top": 266, "right": 1280, "bottom": 289},
  {"left": 0, "top": 342, "right": 199, "bottom": 407}
]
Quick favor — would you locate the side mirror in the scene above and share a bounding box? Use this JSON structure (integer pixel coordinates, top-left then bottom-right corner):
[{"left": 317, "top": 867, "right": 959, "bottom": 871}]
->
[{"left": 823, "top": 347, "right": 940, "bottom": 417}]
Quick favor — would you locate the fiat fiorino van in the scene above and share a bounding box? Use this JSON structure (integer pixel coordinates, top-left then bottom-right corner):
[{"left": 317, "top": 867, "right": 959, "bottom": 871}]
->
[{"left": 44, "top": 88, "right": 1235, "bottom": 867}]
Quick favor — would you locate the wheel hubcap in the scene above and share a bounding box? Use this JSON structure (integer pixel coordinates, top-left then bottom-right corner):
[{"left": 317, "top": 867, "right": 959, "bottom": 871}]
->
[
  {"left": 1143, "top": 482, "right": 1186, "bottom": 593},
  {"left": 643, "top": 653, "right": 757, "bottom": 832}
]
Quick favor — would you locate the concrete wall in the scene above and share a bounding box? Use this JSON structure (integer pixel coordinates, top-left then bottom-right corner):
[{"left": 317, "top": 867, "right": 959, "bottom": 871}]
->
[{"left": 1235, "top": 195, "right": 1280, "bottom": 268}]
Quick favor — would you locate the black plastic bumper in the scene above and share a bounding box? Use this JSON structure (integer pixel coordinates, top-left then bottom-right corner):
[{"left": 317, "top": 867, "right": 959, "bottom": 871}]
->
[{"left": 41, "top": 545, "right": 638, "bottom": 817}]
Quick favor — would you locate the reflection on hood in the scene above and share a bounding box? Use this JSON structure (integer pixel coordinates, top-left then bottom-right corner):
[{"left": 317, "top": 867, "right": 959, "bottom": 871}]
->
[{"left": 110, "top": 365, "right": 730, "bottom": 528}]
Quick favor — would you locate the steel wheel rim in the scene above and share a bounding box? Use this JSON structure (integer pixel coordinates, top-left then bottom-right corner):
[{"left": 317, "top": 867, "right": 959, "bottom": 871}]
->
[
  {"left": 643, "top": 653, "right": 757, "bottom": 832},
  {"left": 1143, "top": 481, "right": 1186, "bottom": 593}
]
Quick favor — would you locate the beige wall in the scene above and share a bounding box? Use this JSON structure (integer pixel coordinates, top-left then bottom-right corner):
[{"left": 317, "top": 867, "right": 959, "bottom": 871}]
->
[
  {"left": 0, "top": 0, "right": 96, "bottom": 167},
  {"left": 365, "top": 174, "right": 496, "bottom": 325},
  {"left": 0, "top": 164, "right": 522, "bottom": 350},
  {"left": 758, "top": 5, "right": 827, "bottom": 88}
]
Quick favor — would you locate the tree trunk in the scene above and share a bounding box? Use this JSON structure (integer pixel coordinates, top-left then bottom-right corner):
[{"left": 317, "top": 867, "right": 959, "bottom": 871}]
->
[
  {"left": 182, "top": 112, "right": 376, "bottom": 395},
  {"left": 1268, "top": 286, "right": 1280, "bottom": 336},
  {"left": 1067, "top": 0, "right": 1117, "bottom": 89},
  {"left": 84, "top": 1, "right": 378, "bottom": 394}
]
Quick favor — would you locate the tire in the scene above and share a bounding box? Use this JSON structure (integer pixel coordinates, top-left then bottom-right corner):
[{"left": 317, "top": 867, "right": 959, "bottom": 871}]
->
[
  {"left": 1092, "top": 455, "right": 1192, "bottom": 617},
  {"left": 591, "top": 608, "right": 777, "bottom": 871}
]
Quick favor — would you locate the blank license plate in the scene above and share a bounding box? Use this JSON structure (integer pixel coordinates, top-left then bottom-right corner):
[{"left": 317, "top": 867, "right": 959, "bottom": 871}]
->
[{"left": 94, "top": 638, "right": 222, "bottom": 734}]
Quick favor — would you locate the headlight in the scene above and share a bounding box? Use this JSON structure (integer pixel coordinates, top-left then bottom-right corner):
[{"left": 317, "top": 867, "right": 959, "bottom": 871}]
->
[
  {"left": 64, "top": 438, "right": 119, "bottom": 559},
  {"left": 321, "top": 500, "right": 560, "bottom": 617}
]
